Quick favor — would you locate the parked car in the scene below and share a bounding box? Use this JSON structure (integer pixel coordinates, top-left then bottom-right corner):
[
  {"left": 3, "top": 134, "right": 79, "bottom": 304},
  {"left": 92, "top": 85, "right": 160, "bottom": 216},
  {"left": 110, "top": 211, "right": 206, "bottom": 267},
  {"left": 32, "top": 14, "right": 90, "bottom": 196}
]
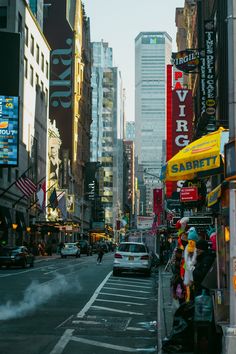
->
[
  {"left": 61, "top": 243, "right": 80, "bottom": 258},
  {"left": 113, "top": 242, "right": 151, "bottom": 276},
  {"left": 0, "top": 246, "right": 34, "bottom": 268},
  {"left": 77, "top": 240, "right": 92, "bottom": 256}
]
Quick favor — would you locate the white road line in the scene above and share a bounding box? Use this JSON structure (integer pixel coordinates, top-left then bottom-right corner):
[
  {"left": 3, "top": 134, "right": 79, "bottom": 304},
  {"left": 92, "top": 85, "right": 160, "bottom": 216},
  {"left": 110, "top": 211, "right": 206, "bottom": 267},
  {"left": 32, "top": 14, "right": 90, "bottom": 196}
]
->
[
  {"left": 90, "top": 305, "right": 143, "bottom": 315},
  {"left": 49, "top": 329, "right": 74, "bottom": 354},
  {"left": 71, "top": 336, "right": 135, "bottom": 352},
  {"left": 112, "top": 278, "right": 152, "bottom": 284},
  {"left": 107, "top": 281, "right": 152, "bottom": 288},
  {"left": 72, "top": 320, "right": 100, "bottom": 325},
  {"left": 95, "top": 298, "right": 145, "bottom": 305},
  {"left": 99, "top": 292, "right": 149, "bottom": 300},
  {"left": 55, "top": 315, "right": 74, "bottom": 329},
  {"left": 103, "top": 286, "right": 149, "bottom": 293},
  {"left": 127, "top": 326, "right": 144, "bottom": 331},
  {"left": 76, "top": 271, "right": 112, "bottom": 318}
]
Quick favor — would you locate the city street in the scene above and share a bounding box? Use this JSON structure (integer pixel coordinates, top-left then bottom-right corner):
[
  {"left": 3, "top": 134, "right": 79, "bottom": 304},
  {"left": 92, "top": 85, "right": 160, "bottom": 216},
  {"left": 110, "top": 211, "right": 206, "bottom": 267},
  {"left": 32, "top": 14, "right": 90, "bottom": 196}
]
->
[{"left": 0, "top": 253, "right": 158, "bottom": 354}]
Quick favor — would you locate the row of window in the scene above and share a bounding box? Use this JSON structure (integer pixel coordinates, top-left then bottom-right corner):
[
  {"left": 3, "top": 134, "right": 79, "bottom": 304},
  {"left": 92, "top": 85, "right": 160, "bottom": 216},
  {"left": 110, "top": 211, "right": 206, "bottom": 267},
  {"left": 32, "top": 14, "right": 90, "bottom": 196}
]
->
[
  {"left": 25, "top": 25, "right": 49, "bottom": 78},
  {"left": 24, "top": 57, "right": 48, "bottom": 100}
]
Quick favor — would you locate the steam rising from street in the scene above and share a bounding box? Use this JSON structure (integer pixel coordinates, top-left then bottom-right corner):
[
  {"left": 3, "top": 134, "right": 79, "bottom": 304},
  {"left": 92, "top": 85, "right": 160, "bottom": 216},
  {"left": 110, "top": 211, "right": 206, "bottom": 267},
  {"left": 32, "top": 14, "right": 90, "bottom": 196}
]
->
[{"left": 0, "top": 273, "right": 80, "bottom": 320}]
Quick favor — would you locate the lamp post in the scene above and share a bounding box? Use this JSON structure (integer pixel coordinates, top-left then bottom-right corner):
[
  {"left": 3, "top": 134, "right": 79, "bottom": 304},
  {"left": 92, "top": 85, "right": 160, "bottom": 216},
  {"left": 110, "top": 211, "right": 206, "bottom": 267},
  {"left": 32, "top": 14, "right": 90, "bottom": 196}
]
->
[{"left": 226, "top": 1, "right": 236, "bottom": 352}]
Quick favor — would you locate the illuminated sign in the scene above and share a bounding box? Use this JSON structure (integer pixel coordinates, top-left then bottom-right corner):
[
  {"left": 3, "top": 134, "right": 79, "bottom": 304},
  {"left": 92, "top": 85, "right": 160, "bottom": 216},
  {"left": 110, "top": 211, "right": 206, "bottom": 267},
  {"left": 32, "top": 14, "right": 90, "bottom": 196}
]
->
[
  {"left": 0, "top": 95, "right": 19, "bottom": 166},
  {"left": 171, "top": 49, "right": 200, "bottom": 73}
]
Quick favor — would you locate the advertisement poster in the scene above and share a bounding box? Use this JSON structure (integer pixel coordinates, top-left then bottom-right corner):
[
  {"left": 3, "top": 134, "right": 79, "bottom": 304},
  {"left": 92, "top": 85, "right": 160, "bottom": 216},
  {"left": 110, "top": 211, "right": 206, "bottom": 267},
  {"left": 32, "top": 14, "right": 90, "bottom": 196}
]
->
[{"left": 0, "top": 95, "right": 19, "bottom": 166}]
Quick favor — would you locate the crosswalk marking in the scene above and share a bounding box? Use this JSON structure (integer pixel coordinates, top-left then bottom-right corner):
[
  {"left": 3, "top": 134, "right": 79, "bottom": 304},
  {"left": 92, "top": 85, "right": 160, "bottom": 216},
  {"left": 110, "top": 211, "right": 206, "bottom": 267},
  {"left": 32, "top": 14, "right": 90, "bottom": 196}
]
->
[{"left": 99, "top": 292, "right": 149, "bottom": 300}]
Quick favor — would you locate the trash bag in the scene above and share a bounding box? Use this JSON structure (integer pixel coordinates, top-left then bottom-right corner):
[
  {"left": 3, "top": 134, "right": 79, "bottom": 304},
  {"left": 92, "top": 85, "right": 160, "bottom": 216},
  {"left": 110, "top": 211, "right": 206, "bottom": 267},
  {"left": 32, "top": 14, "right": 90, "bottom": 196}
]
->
[{"left": 162, "top": 301, "right": 195, "bottom": 352}]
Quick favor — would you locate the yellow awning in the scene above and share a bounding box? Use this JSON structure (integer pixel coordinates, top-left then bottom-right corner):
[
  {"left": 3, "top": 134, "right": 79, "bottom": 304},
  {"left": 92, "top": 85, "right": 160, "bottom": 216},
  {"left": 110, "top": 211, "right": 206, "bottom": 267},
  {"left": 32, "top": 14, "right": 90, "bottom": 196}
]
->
[
  {"left": 165, "top": 127, "right": 229, "bottom": 181},
  {"left": 207, "top": 184, "right": 222, "bottom": 207}
]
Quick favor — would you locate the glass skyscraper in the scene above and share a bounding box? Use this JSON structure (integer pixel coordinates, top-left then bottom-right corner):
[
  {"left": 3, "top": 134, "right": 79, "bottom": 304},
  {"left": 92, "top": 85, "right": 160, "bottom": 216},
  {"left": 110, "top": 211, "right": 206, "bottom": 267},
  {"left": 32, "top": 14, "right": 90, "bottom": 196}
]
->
[
  {"left": 91, "top": 42, "right": 124, "bottom": 226},
  {"left": 135, "top": 32, "right": 172, "bottom": 215},
  {"left": 135, "top": 32, "right": 172, "bottom": 176}
]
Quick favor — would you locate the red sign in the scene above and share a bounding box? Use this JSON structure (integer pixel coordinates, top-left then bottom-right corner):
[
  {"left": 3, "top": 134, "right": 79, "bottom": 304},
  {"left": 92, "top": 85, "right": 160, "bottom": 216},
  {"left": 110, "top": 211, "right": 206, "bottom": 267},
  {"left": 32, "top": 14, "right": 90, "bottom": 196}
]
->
[{"left": 180, "top": 187, "right": 198, "bottom": 202}]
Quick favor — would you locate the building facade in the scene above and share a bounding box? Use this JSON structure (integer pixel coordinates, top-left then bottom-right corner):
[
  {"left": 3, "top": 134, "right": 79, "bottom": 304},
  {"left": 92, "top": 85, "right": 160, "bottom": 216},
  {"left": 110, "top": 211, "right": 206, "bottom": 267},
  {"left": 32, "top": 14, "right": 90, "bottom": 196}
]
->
[
  {"left": 0, "top": 0, "right": 50, "bottom": 246},
  {"left": 91, "top": 41, "right": 124, "bottom": 227},
  {"left": 135, "top": 32, "right": 172, "bottom": 215}
]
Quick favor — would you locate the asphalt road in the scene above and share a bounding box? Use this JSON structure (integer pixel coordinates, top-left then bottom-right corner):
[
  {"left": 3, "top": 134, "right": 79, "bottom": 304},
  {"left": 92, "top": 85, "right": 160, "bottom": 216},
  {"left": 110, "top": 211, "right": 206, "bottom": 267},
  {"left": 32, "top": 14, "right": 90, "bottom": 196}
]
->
[{"left": 0, "top": 252, "right": 158, "bottom": 354}]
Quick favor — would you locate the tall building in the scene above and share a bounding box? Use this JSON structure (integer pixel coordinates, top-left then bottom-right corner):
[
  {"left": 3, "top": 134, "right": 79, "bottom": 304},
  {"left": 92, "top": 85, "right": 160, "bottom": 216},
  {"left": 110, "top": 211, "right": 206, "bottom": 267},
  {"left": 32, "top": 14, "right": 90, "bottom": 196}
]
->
[
  {"left": 0, "top": 0, "right": 50, "bottom": 245},
  {"left": 125, "top": 121, "right": 135, "bottom": 141},
  {"left": 44, "top": 0, "right": 92, "bottom": 229},
  {"left": 91, "top": 41, "right": 124, "bottom": 227},
  {"left": 90, "top": 41, "right": 113, "bottom": 162},
  {"left": 135, "top": 32, "right": 172, "bottom": 175},
  {"left": 135, "top": 32, "right": 172, "bottom": 215}
]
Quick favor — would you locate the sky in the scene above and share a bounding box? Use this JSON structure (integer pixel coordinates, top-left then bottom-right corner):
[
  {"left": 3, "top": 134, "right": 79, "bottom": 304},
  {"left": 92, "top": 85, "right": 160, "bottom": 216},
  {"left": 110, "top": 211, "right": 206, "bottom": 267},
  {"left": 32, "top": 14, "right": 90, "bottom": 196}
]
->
[{"left": 82, "top": 0, "right": 185, "bottom": 121}]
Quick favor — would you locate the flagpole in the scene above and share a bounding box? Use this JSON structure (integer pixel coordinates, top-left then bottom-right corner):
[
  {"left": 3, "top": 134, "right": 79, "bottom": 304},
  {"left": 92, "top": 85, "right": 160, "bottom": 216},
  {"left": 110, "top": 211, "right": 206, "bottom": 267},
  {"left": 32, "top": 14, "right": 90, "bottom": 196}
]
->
[
  {"left": 12, "top": 175, "right": 45, "bottom": 208},
  {"left": 27, "top": 181, "right": 56, "bottom": 211},
  {"left": 0, "top": 166, "right": 31, "bottom": 198}
]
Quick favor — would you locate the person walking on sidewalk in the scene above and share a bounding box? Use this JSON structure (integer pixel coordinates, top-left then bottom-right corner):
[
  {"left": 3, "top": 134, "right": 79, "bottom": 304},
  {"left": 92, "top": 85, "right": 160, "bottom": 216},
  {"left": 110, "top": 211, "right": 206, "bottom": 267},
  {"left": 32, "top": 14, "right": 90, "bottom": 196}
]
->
[{"left": 97, "top": 245, "right": 104, "bottom": 264}]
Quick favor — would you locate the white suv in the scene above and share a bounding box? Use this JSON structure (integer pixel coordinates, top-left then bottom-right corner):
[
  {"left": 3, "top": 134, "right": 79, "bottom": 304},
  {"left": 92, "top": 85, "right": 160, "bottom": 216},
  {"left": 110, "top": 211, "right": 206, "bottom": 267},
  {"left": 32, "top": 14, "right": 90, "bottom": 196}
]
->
[
  {"left": 61, "top": 243, "right": 80, "bottom": 258},
  {"left": 113, "top": 242, "right": 151, "bottom": 276}
]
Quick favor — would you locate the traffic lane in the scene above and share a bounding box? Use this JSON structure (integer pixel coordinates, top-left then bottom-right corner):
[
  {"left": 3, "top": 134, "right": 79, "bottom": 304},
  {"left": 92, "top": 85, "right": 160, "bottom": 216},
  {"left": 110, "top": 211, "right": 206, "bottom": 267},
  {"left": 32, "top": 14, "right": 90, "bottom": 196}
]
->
[
  {"left": 0, "top": 255, "right": 114, "bottom": 354},
  {"left": 0, "top": 255, "right": 87, "bottom": 304},
  {"left": 0, "top": 253, "right": 113, "bottom": 312},
  {"left": 51, "top": 272, "right": 158, "bottom": 354}
]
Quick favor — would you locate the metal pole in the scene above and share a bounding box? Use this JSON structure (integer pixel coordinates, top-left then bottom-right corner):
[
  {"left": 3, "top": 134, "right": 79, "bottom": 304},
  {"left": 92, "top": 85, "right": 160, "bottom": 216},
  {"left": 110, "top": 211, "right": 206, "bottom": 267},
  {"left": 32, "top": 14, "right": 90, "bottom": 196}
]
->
[{"left": 226, "top": 0, "right": 236, "bottom": 352}]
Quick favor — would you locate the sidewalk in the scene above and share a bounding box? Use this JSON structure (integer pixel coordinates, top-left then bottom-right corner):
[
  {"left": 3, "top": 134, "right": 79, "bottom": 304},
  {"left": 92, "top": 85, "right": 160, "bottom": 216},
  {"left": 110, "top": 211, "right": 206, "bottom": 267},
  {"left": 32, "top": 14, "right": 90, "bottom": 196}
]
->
[
  {"left": 157, "top": 267, "right": 193, "bottom": 354},
  {"left": 157, "top": 267, "right": 173, "bottom": 353}
]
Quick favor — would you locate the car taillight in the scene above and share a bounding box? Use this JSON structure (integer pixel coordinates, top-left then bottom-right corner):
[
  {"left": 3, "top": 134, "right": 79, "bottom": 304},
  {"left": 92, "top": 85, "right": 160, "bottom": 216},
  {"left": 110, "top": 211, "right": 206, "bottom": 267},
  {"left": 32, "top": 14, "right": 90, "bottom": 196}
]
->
[
  {"left": 114, "top": 253, "right": 122, "bottom": 259},
  {"left": 141, "top": 255, "right": 149, "bottom": 260}
]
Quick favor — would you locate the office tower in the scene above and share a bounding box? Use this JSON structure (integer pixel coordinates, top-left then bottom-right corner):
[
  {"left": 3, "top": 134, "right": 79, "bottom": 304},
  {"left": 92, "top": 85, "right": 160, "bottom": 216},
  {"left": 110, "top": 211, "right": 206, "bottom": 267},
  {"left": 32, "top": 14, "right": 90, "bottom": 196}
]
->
[
  {"left": 91, "top": 41, "right": 124, "bottom": 227},
  {"left": 126, "top": 121, "right": 135, "bottom": 141},
  {"left": 135, "top": 32, "right": 172, "bottom": 215},
  {"left": 135, "top": 32, "right": 172, "bottom": 174}
]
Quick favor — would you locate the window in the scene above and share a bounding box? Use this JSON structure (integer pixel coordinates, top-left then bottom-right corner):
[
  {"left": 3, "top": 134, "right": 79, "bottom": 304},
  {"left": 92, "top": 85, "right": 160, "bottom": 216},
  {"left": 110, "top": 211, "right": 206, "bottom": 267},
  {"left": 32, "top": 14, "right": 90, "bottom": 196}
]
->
[
  {"left": 0, "top": 6, "right": 7, "bottom": 28},
  {"left": 30, "top": 65, "right": 34, "bottom": 86},
  {"left": 41, "top": 81, "right": 44, "bottom": 92},
  {"left": 35, "top": 73, "right": 39, "bottom": 86},
  {"left": 25, "top": 25, "right": 28, "bottom": 46},
  {"left": 30, "top": 35, "right": 34, "bottom": 55},
  {"left": 18, "top": 12, "right": 22, "bottom": 34},
  {"left": 41, "top": 53, "right": 44, "bottom": 72},
  {"left": 46, "top": 61, "right": 49, "bottom": 79},
  {"left": 24, "top": 57, "right": 28, "bottom": 78},
  {"left": 36, "top": 44, "right": 39, "bottom": 64},
  {"left": 45, "top": 88, "right": 48, "bottom": 104}
]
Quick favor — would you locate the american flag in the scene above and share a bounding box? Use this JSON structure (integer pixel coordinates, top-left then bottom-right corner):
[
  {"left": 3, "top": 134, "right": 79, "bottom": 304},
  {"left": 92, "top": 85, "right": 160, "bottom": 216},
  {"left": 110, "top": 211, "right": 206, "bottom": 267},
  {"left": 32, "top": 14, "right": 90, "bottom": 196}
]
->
[{"left": 15, "top": 174, "right": 37, "bottom": 197}]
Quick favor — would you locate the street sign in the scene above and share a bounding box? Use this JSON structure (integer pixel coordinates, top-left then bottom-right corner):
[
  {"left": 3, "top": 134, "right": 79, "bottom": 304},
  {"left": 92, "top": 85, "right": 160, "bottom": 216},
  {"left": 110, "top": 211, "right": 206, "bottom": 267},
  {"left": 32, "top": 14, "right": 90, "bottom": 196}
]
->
[{"left": 180, "top": 186, "right": 198, "bottom": 202}]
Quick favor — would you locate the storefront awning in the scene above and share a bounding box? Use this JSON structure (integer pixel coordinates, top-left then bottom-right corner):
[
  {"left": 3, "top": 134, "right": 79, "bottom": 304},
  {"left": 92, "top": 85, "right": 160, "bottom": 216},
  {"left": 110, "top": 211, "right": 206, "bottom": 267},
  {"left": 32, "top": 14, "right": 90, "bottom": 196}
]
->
[{"left": 164, "top": 127, "right": 229, "bottom": 181}]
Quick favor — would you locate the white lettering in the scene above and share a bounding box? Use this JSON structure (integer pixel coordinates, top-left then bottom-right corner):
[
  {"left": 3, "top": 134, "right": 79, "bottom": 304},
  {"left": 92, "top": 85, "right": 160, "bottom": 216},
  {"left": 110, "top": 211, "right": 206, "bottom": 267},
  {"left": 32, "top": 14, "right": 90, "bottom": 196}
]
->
[
  {"left": 179, "top": 105, "right": 186, "bottom": 117},
  {"left": 176, "top": 120, "right": 188, "bottom": 132},
  {"left": 176, "top": 90, "right": 188, "bottom": 102},
  {"left": 175, "top": 135, "right": 189, "bottom": 147}
]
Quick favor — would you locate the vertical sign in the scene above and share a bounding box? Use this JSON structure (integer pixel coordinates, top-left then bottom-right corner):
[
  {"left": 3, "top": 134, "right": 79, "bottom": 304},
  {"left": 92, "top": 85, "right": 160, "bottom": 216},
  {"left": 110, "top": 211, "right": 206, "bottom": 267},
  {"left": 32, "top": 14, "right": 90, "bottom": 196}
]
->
[
  {"left": 204, "top": 20, "right": 216, "bottom": 130},
  {"left": 0, "top": 96, "right": 19, "bottom": 166}
]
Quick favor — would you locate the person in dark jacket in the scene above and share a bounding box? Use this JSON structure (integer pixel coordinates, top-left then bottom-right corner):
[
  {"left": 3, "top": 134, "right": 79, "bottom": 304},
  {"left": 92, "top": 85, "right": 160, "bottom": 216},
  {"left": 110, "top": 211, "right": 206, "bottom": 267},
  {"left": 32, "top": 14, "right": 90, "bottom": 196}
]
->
[{"left": 193, "top": 239, "right": 216, "bottom": 296}]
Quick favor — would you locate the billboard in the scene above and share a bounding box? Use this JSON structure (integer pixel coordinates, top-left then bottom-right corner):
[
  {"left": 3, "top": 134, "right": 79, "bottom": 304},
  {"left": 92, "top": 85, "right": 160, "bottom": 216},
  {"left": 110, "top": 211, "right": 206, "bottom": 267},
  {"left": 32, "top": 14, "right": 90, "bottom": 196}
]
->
[{"left": 0, "top": 96, "right": 19, "bottom": 166}]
